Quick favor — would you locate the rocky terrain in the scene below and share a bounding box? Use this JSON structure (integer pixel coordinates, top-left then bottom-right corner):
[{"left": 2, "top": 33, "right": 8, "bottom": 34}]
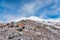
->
[{"left": 0, "top": 19, "right": 60, "bottom": 40}]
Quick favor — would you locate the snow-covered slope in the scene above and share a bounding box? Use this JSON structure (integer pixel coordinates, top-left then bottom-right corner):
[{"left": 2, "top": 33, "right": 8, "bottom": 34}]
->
[
  {"left": 28, "top": 16, "right": 60, "bottom": 28},
  {"left": 15, "top": 16, "right": 60, "bottom": 27},
  {"left": 11, "top": 16, "right": 60, "bottom": 29},
  {"left": 15, "top": 16, "right": 60, "bottom": 22}
]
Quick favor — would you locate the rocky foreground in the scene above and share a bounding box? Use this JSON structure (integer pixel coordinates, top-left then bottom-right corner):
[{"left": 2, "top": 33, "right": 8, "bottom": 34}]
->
[{"left": 0, "top": 20, "right": 60, "bottom": 40}]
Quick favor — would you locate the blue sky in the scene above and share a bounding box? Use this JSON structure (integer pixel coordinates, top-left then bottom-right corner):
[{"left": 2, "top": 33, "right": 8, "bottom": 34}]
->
[{"left": 0, "top": 0, "right": 60, "bottom": 23}]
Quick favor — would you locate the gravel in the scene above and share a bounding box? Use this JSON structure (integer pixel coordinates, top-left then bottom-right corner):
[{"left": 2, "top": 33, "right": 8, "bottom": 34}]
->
[{"left": 0, "top": 20, "right": 60, "bottom": 40}]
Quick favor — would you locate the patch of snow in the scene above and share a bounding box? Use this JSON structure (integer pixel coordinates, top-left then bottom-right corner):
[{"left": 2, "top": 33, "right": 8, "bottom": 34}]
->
[
  {"left": 27, "top": 16, "right": 60, "bottom": 23},
  {"left": 28, "top": 16, "right": 44, "bottom": 21}
]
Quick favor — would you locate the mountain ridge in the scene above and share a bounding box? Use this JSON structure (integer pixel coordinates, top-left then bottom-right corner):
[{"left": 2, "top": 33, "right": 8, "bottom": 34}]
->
[{"left": 0, "top": 16, "right": 60, "bottom": 40}]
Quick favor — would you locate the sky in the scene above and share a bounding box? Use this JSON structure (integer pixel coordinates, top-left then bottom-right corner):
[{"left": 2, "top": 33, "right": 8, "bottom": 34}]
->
[{"left": 0, "top": 0, "right": 60, "bottom": 23}]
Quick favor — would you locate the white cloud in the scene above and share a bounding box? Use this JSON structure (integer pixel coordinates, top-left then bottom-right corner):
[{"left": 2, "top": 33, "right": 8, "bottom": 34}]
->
[
  {"left": 0, "top": 20, "right": 3, "bottom": 23},
  {"left": 1, "top": 13, "right": 60, "bottom": 23},
  {"left": 1, "top": 0, "right": 60, "bottom": 23},
  {"left": 2, "top": 14, "right": 27, "bottom": 23},
  {"left": 18, "top": 0, "right": 49, "bottom": 15},
  {"left": 39, "top": 0, "right": 60, "bottom": 18},
  {"left": 17, "top": 0, "right": 60, "bottom": 18},
  {"left": 2, "top": 14, "right": 19, "bottom": 23}
]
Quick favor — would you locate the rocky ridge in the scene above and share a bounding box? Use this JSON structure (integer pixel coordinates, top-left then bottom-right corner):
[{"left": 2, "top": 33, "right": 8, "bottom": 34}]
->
[{"left": 0, "top": 19, "right": 60, "bottom": 40}]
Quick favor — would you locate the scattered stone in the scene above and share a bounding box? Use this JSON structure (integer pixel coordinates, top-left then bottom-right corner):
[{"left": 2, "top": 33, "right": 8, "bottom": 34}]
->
[
  {"left": 17, "top": 28, "right": 23, "bottom": 32},
  {"left": 8, "top": 36, "right": 14, "bottom": 39},
  {"left": 6, "top": 22, "right": 14, "bottom": 28},
  {"left": 0, "top": 20, "right": 60, "bottom": 40},
  {"left": 18, "top": 38, "right": 21, "bottom": 40},
  {"left": 22, "top": 26, "right": 25, "bottom": 29}
]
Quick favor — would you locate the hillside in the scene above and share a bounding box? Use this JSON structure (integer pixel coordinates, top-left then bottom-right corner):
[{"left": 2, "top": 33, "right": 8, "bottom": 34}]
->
[{"left": 0, "top": 17, "right": 60, "bottom": 40}]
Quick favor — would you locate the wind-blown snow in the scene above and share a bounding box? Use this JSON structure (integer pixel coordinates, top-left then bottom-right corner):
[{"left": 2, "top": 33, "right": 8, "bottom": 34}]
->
[
  {"left": 5, "top": 16, "right": 60, "bottom": 24},
  {"left": 28, "top": 16, "right": 60, "bottom": 22},
  {"left": 14, "top": 16, "right": 60, "bottom": 22}
]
